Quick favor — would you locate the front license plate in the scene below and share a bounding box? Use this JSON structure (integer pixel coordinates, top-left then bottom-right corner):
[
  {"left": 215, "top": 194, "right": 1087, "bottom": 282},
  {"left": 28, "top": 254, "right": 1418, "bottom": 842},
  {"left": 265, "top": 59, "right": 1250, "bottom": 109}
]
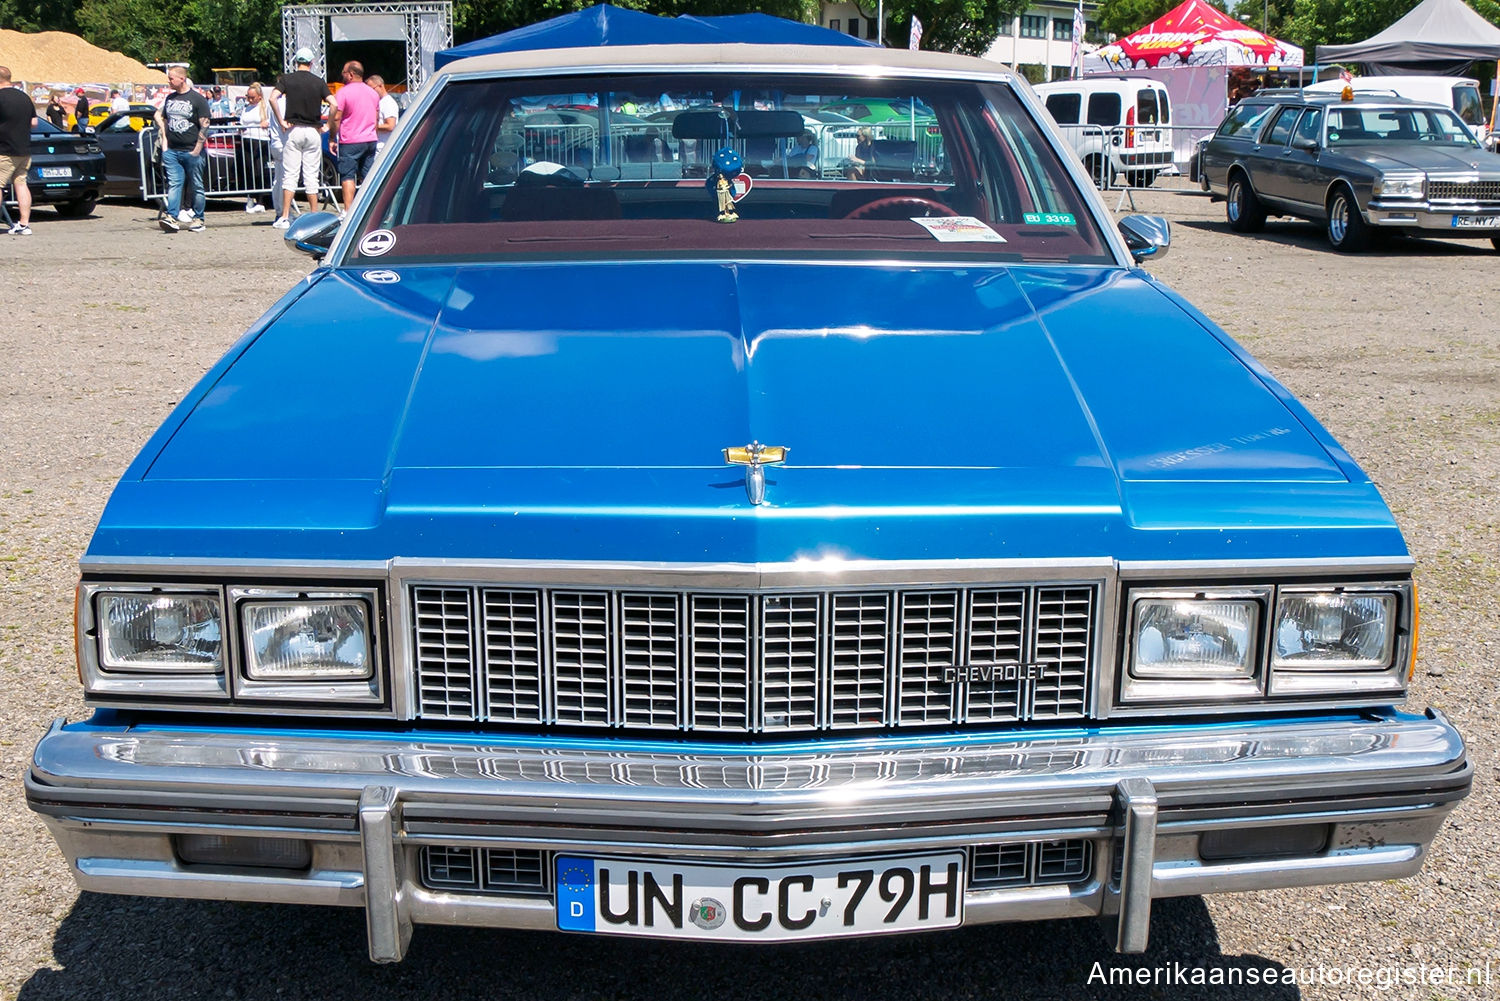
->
[
  {"left": 38, "top": 167, "right": 71, "bottom": 178},
  {"left": 556, "top": 853, "right": 964, "bottom": 941},
  {"left": 1451, "top": 214, "right": 1500, "bottom": 229}
]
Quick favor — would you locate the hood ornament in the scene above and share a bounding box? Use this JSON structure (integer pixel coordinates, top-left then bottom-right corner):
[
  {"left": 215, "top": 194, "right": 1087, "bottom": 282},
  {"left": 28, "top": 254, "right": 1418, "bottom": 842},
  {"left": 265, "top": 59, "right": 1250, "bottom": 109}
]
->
[{"left": 723, "top": 441, "right": 787, "bottom": 506}]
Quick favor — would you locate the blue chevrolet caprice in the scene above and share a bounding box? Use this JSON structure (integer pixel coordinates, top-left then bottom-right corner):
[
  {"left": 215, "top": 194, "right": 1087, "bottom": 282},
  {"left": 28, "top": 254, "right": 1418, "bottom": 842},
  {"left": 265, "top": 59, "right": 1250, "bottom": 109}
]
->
[{"left": 28, "top": 42, "right": 1470, "bottom": 960}]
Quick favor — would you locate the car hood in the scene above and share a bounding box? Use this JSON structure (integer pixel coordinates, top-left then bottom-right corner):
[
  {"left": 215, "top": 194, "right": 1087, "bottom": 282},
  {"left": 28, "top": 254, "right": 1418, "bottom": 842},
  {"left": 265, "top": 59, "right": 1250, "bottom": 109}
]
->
[
  {"left": 1337, "top": 144, "right": 1499, "bottom": 173},
  {"left": 93, "top": 262, "right": 1403, "bottom": 563}
]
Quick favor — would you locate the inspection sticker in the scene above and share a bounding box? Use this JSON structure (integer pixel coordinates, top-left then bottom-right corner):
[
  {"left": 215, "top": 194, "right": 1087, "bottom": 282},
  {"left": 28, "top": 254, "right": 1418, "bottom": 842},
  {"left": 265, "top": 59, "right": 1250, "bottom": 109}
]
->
[
  {"left": 910, "top": 216, "right": 1006, "bottom": 243},
  {"left": 1023, "top": 212, "right": 1075, "bottom": 226}
]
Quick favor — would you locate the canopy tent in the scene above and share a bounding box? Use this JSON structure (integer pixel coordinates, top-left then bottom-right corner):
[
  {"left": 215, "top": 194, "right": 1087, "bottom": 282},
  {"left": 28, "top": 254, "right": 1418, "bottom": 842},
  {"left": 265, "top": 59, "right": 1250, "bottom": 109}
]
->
[
  {"left": 1084, "top": 0, "right": 1302, "bottom": 72},
  {"left": 1317, "top": 0, "right": 1500, "bottom": 75},
  {"left": 436, "top": 4, "right": 874, "bottom": 68}
]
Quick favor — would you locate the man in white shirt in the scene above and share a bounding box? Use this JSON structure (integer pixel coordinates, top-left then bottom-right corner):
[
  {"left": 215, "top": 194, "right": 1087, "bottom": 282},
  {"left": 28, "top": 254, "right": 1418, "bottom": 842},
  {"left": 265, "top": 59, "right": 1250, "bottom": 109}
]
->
[
  {"left": 109, "top": 89, "right": 129, "bottom": 114},
  {"left": 368, "top": 75, "right": 398, "bottom": 149}
]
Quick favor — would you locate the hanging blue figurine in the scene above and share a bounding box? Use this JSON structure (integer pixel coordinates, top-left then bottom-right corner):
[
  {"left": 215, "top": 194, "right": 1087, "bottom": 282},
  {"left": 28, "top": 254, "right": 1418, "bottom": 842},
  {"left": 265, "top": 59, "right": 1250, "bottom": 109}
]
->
[{"left": 708, "top": 146, "right": 742, "bottom": 223}]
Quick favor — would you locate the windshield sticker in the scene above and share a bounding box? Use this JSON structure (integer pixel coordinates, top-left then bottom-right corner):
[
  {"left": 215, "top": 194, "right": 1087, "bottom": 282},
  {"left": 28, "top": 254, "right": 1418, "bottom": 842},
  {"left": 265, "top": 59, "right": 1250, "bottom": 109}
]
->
[
  {"left": 1023, "top": 212, "right": 1076, "bottom": 226},
  {"left": 911, "top": 216, "right": 1007, "bottom": 243},
  {"left": 360, "top": 229, "right": 396, "bottom": 257}
]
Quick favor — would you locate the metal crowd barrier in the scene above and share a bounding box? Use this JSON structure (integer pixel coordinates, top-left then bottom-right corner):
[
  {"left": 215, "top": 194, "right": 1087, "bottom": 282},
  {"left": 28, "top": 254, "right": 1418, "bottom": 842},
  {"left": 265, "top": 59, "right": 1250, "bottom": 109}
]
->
[
  {"left": 495, "top": 118, "right": 947, "bottom": 185},
  {"left": 138, "top": 123, "right": 341, "bottom": 205},
  {"left": 1050, "top": 123, "right": 1218, "bottom": 199}
]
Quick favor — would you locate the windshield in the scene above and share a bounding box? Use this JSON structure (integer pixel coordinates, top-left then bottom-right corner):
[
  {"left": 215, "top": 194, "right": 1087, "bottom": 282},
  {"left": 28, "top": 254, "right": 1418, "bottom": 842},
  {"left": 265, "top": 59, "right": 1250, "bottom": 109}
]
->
[
  {"left": 347, "top": 71, "right": 1111, "bottom": 266},
  {"left": 1452, "top": 85, "right": 1483, "bottom": 127},
  {"left": 1326, "top": 106, "right": 1479, "bottom": 147}
]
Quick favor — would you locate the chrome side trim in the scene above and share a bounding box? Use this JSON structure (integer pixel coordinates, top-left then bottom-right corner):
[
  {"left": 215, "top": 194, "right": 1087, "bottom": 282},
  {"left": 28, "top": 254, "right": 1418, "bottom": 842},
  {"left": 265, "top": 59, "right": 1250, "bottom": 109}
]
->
[{"left": 1117, "top": 556, "right": 1414, "bottom": 579}]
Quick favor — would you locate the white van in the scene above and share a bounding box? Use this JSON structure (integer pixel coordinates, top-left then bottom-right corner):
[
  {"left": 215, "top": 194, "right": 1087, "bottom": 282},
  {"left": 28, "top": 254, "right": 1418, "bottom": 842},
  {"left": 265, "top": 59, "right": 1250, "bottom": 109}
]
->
[
  {"left": 1304, "top": 75, "right": 1488, "bottom": 143},
  {"left": 1035, "top": 77, "right": 1175, "bottom": 187}
]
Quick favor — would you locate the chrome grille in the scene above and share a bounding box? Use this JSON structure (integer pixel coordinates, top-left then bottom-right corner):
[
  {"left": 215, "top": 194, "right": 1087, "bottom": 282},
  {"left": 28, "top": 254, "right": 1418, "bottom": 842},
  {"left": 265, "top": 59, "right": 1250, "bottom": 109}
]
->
[
  {"left": 411, "top": 582, "right": 1098, "bottom": 733},
  {"left": 420, "top": 847, "right": 548, "bottom": 895},
  {"left": 1428, "top": 179, "right": 1500, "bottom": 203},
  {"left": 970, "top": 839, "right": 1093, "bottom": 888}
]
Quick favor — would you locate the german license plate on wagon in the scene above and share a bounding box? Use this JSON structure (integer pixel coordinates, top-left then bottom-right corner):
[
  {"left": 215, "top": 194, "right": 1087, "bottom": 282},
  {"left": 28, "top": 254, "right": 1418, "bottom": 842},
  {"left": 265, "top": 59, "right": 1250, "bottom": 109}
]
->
[
  {"left": 1451, "top": 214, "right": 1500, "bottom": 229},
  {"left": 38, "top": 167, "right": 71, "bottom": 178},
  {"left": 555, "top": 853, "right": 964, "bottom": 940}
]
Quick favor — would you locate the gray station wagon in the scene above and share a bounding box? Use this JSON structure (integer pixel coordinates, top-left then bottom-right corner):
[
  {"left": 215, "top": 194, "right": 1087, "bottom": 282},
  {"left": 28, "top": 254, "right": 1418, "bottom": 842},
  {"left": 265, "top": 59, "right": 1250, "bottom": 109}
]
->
[{"left": 1202, "top": 92, "right": 1500, "bottom": 252}]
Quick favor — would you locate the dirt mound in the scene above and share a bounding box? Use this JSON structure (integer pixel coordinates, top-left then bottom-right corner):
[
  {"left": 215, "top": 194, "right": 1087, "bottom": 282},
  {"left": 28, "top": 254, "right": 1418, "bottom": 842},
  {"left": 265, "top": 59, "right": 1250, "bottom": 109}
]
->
[{"left": 0, "top": 29, "right": 168, "bottom": 86}]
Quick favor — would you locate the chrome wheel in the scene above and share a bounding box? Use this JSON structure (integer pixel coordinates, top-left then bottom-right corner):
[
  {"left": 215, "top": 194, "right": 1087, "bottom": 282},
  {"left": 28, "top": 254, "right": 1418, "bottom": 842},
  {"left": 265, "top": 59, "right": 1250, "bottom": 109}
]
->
[
  {"left": 1326, "top": 187, "right": 1369, "bottom": 252},
  {"left": 1228, "top": 181, "right": 1242, "bottom": 222},
  {"left": 1329, "top": 196, "right": 1348, "bottom": 244}
]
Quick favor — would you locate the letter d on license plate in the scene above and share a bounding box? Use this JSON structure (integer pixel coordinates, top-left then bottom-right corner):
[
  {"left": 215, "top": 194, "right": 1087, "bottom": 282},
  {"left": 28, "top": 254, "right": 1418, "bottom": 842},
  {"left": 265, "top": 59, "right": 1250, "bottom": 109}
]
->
[{"left": 556, "top": 853, "right": 965, "bottom": 941}]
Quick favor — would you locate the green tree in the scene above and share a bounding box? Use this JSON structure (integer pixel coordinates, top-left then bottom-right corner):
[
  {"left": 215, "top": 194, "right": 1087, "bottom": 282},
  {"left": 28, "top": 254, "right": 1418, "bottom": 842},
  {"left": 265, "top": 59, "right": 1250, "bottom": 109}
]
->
[
  {"left": 880, "top": 0, "right": 1033, "bottom": 54},
  {"left": 0, "top": 0, "right": 79, "bottom": 33}
]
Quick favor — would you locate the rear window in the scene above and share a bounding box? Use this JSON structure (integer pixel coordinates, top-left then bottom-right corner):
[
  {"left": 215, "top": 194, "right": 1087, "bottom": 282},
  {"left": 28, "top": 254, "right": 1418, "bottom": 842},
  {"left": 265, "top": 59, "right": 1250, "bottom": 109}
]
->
[
  {"left": 1045, "top": 93, "right": 1081, "bottom": 124},
  {"left": 348, "top": 71, "right": 1113, "bottom": 266},
  {"left": 1086, "top": 92, "right": 1121, "bottom": 125},
  {"left": 1135, "top": 89, "right": 1159, "bottom": 125}
]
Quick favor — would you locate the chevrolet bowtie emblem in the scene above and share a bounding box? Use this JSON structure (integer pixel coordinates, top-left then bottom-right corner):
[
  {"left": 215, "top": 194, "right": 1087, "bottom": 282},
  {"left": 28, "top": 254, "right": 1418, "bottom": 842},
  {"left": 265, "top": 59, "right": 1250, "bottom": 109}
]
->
[{"left": 723, "top": 441, "right": 788, "bottom": 506}]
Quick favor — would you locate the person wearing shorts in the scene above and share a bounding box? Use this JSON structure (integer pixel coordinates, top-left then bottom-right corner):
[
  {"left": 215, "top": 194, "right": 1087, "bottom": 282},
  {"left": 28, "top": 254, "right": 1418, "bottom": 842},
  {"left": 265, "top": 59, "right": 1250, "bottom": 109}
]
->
[
  {"left": 328, "top": 60, "right": 379, "bottom": 217},
  {"left": 270, "top": 47, "right": 333, "bottom": 229},
  {"left": 0, "top": 67, "right": 37, "bottom": 235}
]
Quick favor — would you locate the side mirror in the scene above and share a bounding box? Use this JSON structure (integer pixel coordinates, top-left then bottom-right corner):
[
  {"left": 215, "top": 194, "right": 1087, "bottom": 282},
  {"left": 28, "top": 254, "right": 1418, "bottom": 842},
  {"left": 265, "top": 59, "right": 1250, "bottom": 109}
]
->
[
  {"left": 1118, "top": 214, "right": 1171, "bottom": 263},
  {"left": 285, "top": 211, "right": 340, "bottom": 261},
  {"left": 1293, "top": 137, "right": 1319, "bottom": 153}
]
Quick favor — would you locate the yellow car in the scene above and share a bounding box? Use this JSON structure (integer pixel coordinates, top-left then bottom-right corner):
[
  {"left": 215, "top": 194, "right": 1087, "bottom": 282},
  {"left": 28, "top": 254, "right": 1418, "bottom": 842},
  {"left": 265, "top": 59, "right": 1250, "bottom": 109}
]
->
[{"left": 86, "top": 103, "right": 155, "bottom": 130}]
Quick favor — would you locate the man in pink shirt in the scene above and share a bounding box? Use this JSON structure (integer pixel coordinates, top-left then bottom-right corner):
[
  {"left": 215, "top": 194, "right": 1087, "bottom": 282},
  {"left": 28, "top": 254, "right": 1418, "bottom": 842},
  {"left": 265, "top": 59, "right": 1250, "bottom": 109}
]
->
[{"left": 328, "top": 60, "right": 381, "bottom": 216}]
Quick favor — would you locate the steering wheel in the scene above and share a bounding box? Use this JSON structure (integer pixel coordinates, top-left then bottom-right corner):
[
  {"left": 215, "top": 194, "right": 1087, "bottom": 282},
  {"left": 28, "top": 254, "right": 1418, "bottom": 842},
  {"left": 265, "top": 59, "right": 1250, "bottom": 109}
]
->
[{"left": 843, "top": 196, "right": 958, "bottom": 221}]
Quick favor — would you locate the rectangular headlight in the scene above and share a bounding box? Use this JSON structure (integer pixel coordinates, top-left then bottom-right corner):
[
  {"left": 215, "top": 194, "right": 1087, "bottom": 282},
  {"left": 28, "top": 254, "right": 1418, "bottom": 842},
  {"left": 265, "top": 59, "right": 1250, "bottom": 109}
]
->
[
  {"left": 243, "top": 600, "right": 373, "bottom": 680},
  {"left": 1373, "top": 174, "right": 1424, "bottom": 198},
  {"left": 1122, "top": 589, "right": 1268, "bottom": 702},
  {"left": 98, "top": 592, "right": 223, "bottom": 673},
  {"left": 1273, "top": 591, "right": 1395, "bottom": 670},
  {"left": 1132, "top": 598, "right": 1258, "bottom": 679}
]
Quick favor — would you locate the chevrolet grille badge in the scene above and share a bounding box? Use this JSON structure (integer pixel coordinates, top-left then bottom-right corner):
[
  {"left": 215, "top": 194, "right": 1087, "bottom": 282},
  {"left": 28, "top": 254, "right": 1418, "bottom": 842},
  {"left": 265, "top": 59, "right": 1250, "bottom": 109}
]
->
[{"left": 723, "top": 441, "right": 787, "bottom": 506}]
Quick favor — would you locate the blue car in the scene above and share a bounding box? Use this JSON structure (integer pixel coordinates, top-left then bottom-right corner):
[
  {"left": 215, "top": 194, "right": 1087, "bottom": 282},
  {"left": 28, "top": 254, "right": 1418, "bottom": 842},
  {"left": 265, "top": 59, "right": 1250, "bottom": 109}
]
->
[{"left": 28, "top": 41, "right": 1469, "bottom": 961}]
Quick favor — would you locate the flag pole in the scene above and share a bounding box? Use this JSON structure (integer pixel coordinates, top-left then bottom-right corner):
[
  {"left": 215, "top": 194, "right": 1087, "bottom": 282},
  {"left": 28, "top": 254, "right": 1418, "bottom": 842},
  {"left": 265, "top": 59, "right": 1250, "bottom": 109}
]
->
[{"left": 877, "top": 0, "right": 884, "bottom": 45}]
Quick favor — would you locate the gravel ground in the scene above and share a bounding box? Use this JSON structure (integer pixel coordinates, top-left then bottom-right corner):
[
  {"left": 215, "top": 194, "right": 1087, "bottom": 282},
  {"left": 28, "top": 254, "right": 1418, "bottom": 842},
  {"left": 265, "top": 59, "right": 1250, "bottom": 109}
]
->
[{"left": 0, "top": 193, "right": 1495, "bottom": 1001}]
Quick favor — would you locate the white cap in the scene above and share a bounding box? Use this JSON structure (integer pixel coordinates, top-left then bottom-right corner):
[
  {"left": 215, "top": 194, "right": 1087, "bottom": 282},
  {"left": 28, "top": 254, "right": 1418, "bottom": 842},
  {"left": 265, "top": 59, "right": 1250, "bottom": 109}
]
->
[{"left": 294, "top": 47, "right": 314, "bottom": 65}]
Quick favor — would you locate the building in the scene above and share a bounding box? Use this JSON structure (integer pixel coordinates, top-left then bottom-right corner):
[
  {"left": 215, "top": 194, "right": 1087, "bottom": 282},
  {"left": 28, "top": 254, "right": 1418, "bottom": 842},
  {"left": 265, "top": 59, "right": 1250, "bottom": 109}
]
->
[
  {"left": 819, "top": 1, "right": 882, "bottom": 42},
  {"left": 985, "top": 2, "right": 1101, "bottom": 83},
  {"left": 817, "top": 1, "right": 1101, "bottom": 83}
]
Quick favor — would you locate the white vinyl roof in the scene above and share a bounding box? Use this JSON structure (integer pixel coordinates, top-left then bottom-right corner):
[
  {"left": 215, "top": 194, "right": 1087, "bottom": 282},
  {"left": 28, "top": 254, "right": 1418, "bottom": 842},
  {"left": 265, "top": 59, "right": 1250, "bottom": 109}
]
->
[{"left": 434, "top": 42, "right": 1022, "bottom": 84}]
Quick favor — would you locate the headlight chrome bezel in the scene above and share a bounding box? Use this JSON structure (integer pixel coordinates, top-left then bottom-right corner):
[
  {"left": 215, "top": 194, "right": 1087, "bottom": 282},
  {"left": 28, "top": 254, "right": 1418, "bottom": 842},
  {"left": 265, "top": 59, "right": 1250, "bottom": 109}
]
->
[
  {"left": 1121, "top": 587, "right": 1271, "bottom": 704},
  {"left": 231, "top": 586, "right": 384, "bottom": 703},
  {"left": 1116, "top": 579, "right": 1413, "bottom": 711},
  {"left": 79, "top": 583, "right": 230, "bottom": 700},
  {"left": 80, "top": 579, "right": 388, "bottom": 712},
  {"left": 1372, "top": 173, "right": 1425, "bottom": 198}
]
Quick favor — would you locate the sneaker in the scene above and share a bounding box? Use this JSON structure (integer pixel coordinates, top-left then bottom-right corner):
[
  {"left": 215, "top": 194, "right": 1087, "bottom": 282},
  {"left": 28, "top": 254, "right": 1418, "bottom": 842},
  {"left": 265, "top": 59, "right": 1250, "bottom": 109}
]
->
[
  {"left": 245, "top": 202, "right": 266, "bottom": 213},
  {"left": 159, "top": 215, "right": 180, "bottom": 233},
  {"left": 188, "top": 218, "right": 205, "bottom": 233},
  {"left": 271, "top": 217, "right": 291, "bottom": 230},
  {"left": 177, "top": 209, "right": 194, "bottom": 222},
  {"left": 8, "top": 222, "right": 30, "bottom": 235}
]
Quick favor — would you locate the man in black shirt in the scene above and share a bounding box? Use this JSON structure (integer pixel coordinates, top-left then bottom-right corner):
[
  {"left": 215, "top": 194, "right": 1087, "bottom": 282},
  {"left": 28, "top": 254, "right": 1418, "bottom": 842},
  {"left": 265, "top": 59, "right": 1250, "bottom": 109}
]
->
[
  {"left": 0, "top": 66, "right": 37, "bottom": 235},
  {"left": 270, "top": 47, "right": 335, "bottom": 228},
  {"left": 153, "top": 66, "right": 210, "bottom": 232}
]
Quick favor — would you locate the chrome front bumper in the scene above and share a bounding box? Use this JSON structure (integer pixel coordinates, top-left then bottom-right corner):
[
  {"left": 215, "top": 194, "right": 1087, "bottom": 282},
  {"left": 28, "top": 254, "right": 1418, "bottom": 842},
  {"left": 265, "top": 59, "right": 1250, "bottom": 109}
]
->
[
  {"left": 27, "top": 710, "right": 1470, "bottom": 962},
  {"left": 1366, "top": 200, "right": 1500, "bottom": 230}
]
